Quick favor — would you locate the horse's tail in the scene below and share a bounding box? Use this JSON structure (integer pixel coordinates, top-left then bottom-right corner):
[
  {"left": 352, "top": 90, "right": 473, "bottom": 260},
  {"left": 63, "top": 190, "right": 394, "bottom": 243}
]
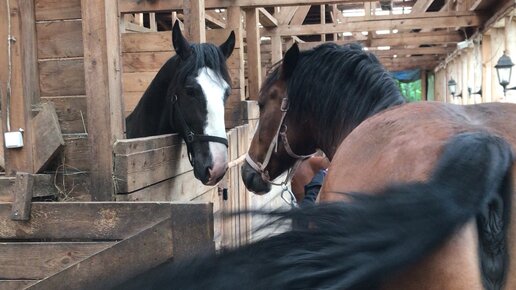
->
[{"left": 112, "top": 131, "right": 513, "bottom": 290}]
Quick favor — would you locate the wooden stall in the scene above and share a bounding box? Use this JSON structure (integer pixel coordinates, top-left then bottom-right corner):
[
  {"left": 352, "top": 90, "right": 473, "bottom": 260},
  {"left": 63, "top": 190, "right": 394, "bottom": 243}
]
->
[{"left": 0, "top": 201, "right": 214, "bottom": 289}]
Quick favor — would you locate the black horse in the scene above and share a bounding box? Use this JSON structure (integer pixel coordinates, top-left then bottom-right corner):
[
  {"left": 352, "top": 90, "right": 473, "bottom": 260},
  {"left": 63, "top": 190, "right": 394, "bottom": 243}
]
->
[
  {"left": 126, "top": 21, "right": 235, "bottom": 185},
  {"left": 112, "top": 131, "right": 513, "bottom": 289}
]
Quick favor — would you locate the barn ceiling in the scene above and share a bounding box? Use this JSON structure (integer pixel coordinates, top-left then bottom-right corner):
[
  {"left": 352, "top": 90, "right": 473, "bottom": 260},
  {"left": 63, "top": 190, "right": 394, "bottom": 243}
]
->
[{"left": 144, "top": 0, "right": 513, "bottom": 71}]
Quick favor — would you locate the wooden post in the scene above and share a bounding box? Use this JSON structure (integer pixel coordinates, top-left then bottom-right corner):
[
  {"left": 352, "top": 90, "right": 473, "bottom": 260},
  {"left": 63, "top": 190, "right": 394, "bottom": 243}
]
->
[
  {"left": 461, "top": 53, "right": 468, "bottom": 105},
  {"left": 81, "top": 0, "right": 125, "bottom": 200},
  {"left": 0, "top": 0, "right": 40, "bottom": 176},
  {"left": 271, "top": 34, "right": 282, "bottom": 64},
  {"left": 245, "top": 8, "right": 261, "bottom": 100},
  {"left": 320, "top": 5, "right": 326, "bottom": 42},
  {"left": 183, "top": 0, "right": 206, "bottom": 43},
  {"left": 482, "top": 33, "right": 492, "bottom": 103},
  {"left": 10, "top": 172, "right": 33, "bottom": 221},
  {"left": 421, "top": 70, "right": 427, "bottom": 101},
  {"left": 227, "top": 6, "right": 245, "bottom": 101}
]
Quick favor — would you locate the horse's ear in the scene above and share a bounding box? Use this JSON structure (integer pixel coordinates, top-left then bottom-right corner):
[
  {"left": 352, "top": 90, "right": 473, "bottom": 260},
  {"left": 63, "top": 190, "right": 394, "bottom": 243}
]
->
[
  {"left": 281, "top": 42, "right": 300, "bottom": 79},
  {"left": 172, "top": 20, "right": 192, "bottom": 59},
  {"left": 219, "top": 31, "right": 235, "bottom": 59}
]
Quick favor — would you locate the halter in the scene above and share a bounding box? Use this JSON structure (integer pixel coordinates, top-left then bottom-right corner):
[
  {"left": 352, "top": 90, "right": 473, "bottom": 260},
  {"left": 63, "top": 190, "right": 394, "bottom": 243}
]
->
[
  {"left": 172, "top": 95, "right": 228, "bottom": 166},
  {"left": 245, "top": 97, "right": 317, "bottom": 206}
]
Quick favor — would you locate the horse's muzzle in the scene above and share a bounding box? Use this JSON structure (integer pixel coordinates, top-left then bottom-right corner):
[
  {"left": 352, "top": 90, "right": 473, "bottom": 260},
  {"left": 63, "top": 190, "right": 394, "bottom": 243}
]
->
[{"left": 241, "top": 161, "right": 272, "bottom": 194}]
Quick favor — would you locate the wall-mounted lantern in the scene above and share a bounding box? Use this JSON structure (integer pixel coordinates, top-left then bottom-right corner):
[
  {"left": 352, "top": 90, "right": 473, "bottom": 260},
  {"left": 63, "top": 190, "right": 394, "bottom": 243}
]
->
[
  {"left": 495, "top": 52, "right": 516, "bottom": 96},
  {"left": 448, "top": 78, "right": 457, "bottom": 97}
]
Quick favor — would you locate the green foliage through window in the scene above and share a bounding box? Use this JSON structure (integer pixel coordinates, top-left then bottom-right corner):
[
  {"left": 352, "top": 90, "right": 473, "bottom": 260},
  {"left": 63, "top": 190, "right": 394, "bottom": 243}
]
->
[{"left": 396, "top": 79, "right": 421, "bottom": 102}]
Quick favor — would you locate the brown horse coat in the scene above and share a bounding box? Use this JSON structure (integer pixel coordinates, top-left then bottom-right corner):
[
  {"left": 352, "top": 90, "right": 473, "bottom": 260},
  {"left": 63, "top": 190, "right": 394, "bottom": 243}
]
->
[{"left": 320, "top": 101, "right": 516, "bottom": 290}]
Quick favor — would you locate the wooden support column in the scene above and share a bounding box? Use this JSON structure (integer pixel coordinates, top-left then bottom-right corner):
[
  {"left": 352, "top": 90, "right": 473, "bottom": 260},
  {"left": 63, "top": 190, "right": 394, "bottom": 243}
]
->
[
  {"left": 421, "top": 70, "right": 427, "bottom": 101},
  {"left": 81, "top": 0, "right": 125, "bottom": 200},
  {"left": 320, "top": 5, "right": 326, "bottom": 42},
  {"left": 482, "top": 34, "right": 492, "bottom": 103},
  {"left": 245, "top": 8, "right": 261, "bottom": 100},
  {"left": 0, "top": 0, "right": 40, "bottom": 176},
  {"left": 183, "top": 0, "right": 206, "bottom": 43},
  {"left": 227, "top": 6, "right": 245, "bottom": 101},
  {"left": 461, "top": 53, "right": 468, "bottom": 104},
  {"left": 271, "top": 34, "right": 282, "bottom": 64}
]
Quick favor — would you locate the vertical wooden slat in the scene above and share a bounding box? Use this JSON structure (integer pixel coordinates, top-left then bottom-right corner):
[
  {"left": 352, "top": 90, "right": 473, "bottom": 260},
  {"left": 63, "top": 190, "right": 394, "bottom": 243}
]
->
[
  {"left": 10, "top": 172, "right": 34, "bottom": 221},
  {"left": 0, "top": 0, "right": 7, "bottom": 169},
  {"left": 482, "top": 34, "right": 492, "bottom": 103},
  {"left": 2, "top": 0, "right": 39, "bottom": 175},
  {"left": 183, "top": 0, "right": 206, "bottom": 43},
  {"left": 245, "top": 8, "right": 261, "bottom": 100},
  {"left": 271, "top": 33, "right": 282, "bottom": 64},
  {"left": 320, "top": 5, "right": 326, "bottom": 42},
  {"left": 421, "top": 70, "right": 427, "bottom": 101},
  {"left": 81, "top": 0, "right": 124, "bottom": 200}
]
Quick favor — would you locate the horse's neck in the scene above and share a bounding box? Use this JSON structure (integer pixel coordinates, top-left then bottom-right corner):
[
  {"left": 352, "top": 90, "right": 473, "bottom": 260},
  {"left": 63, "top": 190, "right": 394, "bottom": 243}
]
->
[{"left": 126, "top": 67, "right": 175, "bottom": 137}]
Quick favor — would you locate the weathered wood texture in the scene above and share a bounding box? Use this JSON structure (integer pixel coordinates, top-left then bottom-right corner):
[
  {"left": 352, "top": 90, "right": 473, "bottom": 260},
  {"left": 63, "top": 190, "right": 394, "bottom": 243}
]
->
[
  {"left": 10, "top": 172, "right": 34, "bottom": 221},
  {"left": 0, "top": 242, "right": 113, "bottom": 279},
  {"left": 31, "top": 103, "right": 64, "bottom": 173},
  {"left": 0, "top": 174, "right": 59, "bottom": 202},
  {"left": 0, "top": 202, "right": 214, "bottom": 290},
  {"left": 81, "top": 0, "right": 125, "bottom": 200}
]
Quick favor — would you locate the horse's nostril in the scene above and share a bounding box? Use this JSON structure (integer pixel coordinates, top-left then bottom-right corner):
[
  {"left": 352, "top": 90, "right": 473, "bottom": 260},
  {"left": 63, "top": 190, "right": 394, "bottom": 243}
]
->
[{"left": 207, "top": 166, "right": 213, "bottom": 178}]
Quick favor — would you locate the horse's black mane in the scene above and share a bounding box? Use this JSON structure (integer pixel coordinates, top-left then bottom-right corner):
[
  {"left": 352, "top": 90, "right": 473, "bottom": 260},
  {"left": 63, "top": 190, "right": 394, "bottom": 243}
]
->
[
  {"left": 126, "top": 43, "right": 230, "bottom": 138},
  {"left": 261, "top": 43, "right": 405, "bottom": 151}
]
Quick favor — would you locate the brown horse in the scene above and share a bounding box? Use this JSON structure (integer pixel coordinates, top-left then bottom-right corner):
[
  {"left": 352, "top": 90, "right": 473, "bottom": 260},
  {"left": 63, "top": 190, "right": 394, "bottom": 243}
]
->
[{"left": 242, "top": 42, "right": 516, "bottom": 289}]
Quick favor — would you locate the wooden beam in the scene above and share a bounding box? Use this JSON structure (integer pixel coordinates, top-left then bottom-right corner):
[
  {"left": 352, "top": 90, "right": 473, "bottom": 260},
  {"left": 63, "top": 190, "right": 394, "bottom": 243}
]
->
[
  {"left": 321, "top": 5, "right": 326, "bottom": 42},
  {"left": 10, "top": 172, "right": 34, "bottom": 221},
  {"left": 245, "top": 8, "right": 261, "bottom": 100},
  {"left": 81, "top": 0, "right": 125, "bottom": 200},
  {"left": 275, "top": 6, "right": 299, "bottom": 25},
  {"left": 183, "top": 0, "right": 206, "bottom": 42},
  {"left": 290, "top": 5, "right": 311, "bottom": 25},
  {"left": 371, "top": 46, "right": 454, "bottom": 56},
  {"left": 119, "top": 0, "right": 379, "bottom": 12},
  {"left": 262, "top": 12, "right": 481, "bottom": 36},
  {"left": 2, "top": 0, "right": 39, "bottom": 175},
  {"left": 258, "top": 8, "right": 278, "bottom": 27},
  {"left": 411, "top": 0, "right": 436, "bottom": 13},
  {"left": 206, "top": 10, "right": 227, "bottom": 28},
  {"left": 295, "top": 31, "right": 463, "bottom": 49},
  {"left": 421, "top": 70, "right": 428, "bottom": 101}
]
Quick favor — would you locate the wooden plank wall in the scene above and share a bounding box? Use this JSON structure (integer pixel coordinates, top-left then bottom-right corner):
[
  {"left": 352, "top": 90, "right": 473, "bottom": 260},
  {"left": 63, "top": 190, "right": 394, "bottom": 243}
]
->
[
  {"left": 0, "top": 202, "right": 214, "bottom": 289},
  {"left": 34, "top": 0, "right": 90, "bottom": 200}
]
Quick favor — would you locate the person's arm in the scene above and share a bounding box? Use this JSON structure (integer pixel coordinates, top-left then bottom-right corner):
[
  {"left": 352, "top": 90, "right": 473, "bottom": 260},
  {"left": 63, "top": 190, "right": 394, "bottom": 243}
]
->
[{"left": 300, "top": 169, "right": 327, "bottom": 207}]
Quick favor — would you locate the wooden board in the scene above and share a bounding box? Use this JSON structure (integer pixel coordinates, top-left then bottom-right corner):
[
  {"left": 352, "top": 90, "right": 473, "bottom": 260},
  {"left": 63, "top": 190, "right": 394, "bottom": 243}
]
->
[
  {"left": 121, "top": 29, "right": 241, "bottom": 53},
  {"left": 10, "top": 173, "right": 34, "bottom": 221},
  {"left": 27, "top": 202, "right": 213, "bottom": 290},
  {"left": 31, "top": 103, "right": 64, "bottom": 173},
  {"left": 121, "top": 170, "right": 215, "bottom": 201},
  {"left": 0, "top": 280, "right": 37, "bottom": 290},
  {"left": 41, "top": 96, "right": 88, "bottom": 134},
  {"left": 81, "top": 0, "right": 125, "bottom": 200},
  {"left": 0, "top": 174, "right": 59, "bottom": 202},
  {"left": 0, "top": 242, "right": 113, "bottom": 279},
  {"left": 0, "top": 202, "right": 173, "bottom": 240},
  {"left": 27, "top": 219, "right": 173, "bottom": 290},
  {"left": 113, "top": 135, "right": 192, "bottom": 194},
  {"left": 38, "top": 59, "right": 85, "bottom": 97},
  {"left": 35, "top": 0, "right": 81, "bottom": 21},
  {"left": 36, "top": 20, "right": 83, "bottom": 59}
]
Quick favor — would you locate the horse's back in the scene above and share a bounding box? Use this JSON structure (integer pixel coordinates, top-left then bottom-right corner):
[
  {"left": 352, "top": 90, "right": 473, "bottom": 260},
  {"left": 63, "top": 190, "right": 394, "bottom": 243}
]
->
[{"left": 320, "top": 101, "right": 516, "bottom": 290}]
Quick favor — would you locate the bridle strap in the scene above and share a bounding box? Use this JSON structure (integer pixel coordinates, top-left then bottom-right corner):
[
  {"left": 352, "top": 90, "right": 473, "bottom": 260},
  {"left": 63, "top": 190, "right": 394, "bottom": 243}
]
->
[
  {"left": 245, "top": 97, "right": 317, "bottom": 192},
  {"left": 172, "top": 95, "right": 228, "bottom": 166}
]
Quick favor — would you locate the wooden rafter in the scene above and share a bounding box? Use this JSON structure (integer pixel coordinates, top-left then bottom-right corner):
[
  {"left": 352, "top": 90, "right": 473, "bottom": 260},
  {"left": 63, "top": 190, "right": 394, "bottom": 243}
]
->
[
  {"left": 262, "top": 12, "right": 480, "bottom": 36},
  {"left": 119, "top": 0, "right": 380, "bottom": 13},
  {"left": 258, "top": 8, "right": 278, "bottom": 27},
  {"left": 205, "top": 10, "right": 226, "bottom": 28}
]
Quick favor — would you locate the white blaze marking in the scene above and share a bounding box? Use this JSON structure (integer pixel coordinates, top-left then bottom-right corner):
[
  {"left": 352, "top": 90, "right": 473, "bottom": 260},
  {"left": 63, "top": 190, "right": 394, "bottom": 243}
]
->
[{"left": 196, "top": 67, "right": 229, "bottom": 179}]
